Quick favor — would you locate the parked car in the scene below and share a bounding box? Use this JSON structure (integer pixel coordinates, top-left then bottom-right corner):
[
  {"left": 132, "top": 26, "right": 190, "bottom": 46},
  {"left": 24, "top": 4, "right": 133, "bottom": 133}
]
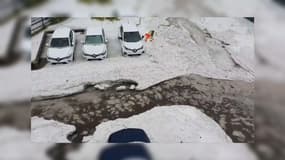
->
[
  {"left": 98, "top": 144, "right": 152, "bottom": 160},
  {"left": 82, "top": 27, "right": 108, "bottom": 60},
  {"left": 100, "top": 128, "right": 152, "bottom": 160},
  {"left": 108, "top": 128, "right": 150, "bottom": 143},
  {"left": 118, "top": 24, "right": 145, "bottom": 56},
  {"left": 46, "top": 27, "right": 75, "bottom": 64}
]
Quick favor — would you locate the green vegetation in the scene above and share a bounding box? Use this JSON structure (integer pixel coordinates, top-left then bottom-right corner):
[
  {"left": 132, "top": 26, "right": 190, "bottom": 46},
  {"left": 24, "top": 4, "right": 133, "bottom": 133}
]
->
[
  {"left": 92, "top": 17, "right": 120, "bottom": 21},
  {"left": 23, "top": 0, "right": 47, "bottom": 8},
  {"left": 49, "top": 17, "right": 69, "bottom": 25},
  {"left": 79, "top": 0, "right": 112, "bottom": 4}
]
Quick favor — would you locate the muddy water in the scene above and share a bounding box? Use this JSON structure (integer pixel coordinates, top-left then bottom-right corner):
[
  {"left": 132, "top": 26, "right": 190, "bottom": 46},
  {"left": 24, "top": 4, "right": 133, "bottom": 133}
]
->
[{"left": 31, "top": 74, "right": 254, "bottom": 143}]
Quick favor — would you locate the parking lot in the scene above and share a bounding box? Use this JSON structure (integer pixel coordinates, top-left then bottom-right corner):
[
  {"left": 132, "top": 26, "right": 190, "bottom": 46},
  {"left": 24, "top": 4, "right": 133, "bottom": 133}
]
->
[
  {"left": 32, "top": 19, "right": 143, "bottom": 70},
  {"left": 31, "top": 17, "right": 254, "bottom": 99}
]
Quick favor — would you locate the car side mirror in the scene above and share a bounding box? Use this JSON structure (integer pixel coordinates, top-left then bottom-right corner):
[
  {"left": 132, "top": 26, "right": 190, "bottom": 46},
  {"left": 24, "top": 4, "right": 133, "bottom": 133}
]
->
[
  {"left": 141, "top": 35, "right": 144, "bottom": 39},
  {"left": 45, "top": 43, "right": 50, "bottom": 47},
  {"left": 105, "top": 39, "right": 108, "bottom": 43},
  {"left": 81, "top": 40, "right": 85, "bottom": 44},
  {"left": 118, "top": 36, "right": 122, "bottom": 40}
]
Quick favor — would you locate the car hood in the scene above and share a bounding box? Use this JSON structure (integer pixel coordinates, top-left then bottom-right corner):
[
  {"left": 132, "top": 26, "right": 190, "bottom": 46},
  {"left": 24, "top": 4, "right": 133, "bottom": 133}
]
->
[
  {"left": 47, "top": 47, "right": 73, "bottom": 58},
  {"left": 123, "top": 41, "right": 143, "bottom": 49},
  {"left": 83, "top": 44, "right": 106, "bottom": 55}
]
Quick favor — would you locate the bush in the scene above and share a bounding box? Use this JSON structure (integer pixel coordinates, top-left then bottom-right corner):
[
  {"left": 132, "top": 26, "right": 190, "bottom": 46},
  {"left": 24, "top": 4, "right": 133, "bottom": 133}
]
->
[
  {"left": 49, "top": 17, "right": 68, "bottom": 25},
  {"left": 92, "top": 17, "right": 120, "bottom": 21},
  {"left": 23, "top": 0, "right": 46, "bottom": 8}
]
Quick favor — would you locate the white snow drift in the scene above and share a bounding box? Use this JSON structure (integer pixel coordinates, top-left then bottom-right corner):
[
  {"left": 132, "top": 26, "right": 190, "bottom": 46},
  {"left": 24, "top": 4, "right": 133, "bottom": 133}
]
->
[
  {"left": 0, "top": 127, "right": 51, "bottom": 160},
  {"left": 31, "top": 116, "right": 75, "bottom": 143},
  {"left": 84, "top": 105, "right": 232, "bottom": 143}
]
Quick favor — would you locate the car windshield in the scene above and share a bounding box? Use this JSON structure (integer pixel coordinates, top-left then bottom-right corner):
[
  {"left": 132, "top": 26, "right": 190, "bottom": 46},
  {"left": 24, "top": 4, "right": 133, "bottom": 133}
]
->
[
  {"left": 85, "top": 35, "right": 103, "bottom": 44},
  {"left": 50, "top": 38, "right": 69, "bottom": 48},
  {"left": 124, "top": 31, "right": 141, "bottom": 42}
]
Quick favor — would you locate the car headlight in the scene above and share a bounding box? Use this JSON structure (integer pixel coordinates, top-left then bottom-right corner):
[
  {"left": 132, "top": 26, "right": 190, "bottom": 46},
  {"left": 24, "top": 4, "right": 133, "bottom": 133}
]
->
[
  {"left": 99, "top": 50, "right": 106, "bottom": 55},
  {"left": 61, "top": 54, "right": 72, "bottom": 60},
  {"left": 124, "top": 46, "right": 130, "bottom": 50},
  {"left": 138, "top": 46, "right": 144, "bottom": 50},
  {"left": 47, "top": 54, "right": 72, "bottom": 61}
]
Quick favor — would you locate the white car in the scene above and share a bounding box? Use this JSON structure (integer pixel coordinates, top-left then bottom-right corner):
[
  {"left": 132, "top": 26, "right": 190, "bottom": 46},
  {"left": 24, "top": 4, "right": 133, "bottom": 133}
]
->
[
  {"left": 46, "top": 27, "right": 75, "bottom": 64},
  {"left": 118, "top": 24, "right": 145, "bottom": 56},
  {"left": 82, "top": 27, "right": 108, "bottom": 60}
]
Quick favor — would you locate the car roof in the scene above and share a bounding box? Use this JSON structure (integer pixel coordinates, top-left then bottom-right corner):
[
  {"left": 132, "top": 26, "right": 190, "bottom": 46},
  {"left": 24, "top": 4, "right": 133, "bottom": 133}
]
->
[
  {"left": 98, "top": 144, "right": 152, "bottom": 160},
  {"left": 52, "top": 27, "right": 71, "bottom": 38},
  {"left": 86, "top": 27, "right": 103, "bottom": 35},
  {"left": 108, "top": 128, "right": 150, "bottom": 143},
  {"left": 121, "top": 23, "right": 138, "bottom": 32}
]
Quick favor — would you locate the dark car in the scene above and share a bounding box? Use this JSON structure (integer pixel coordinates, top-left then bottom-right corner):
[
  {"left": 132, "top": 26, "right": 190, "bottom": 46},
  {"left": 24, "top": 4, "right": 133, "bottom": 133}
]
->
[
  {"left": 108, "top": 128, "right": 151, "bottom": 143},
  {"left": 98, "top": 143, "right": 152, "bottom": 160}
]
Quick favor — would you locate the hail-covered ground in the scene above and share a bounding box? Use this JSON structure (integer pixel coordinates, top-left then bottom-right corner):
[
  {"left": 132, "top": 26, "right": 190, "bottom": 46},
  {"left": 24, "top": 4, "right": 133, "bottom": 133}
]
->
[
  {"left": 31, "top": 105, "right": 232, "bottom": 143},
  {"left": 32, "top": 17, "right": 254, "bottom": 98},
  {"left": 31, "top": 17, "right": 254, "bottom": 144},
  {"left": 82, "top": 105, "right": 232, "bottom": 143},
  {"left": 2, "top": 0, "right": 285, "bottom": 159},
  {"left": 31, "top": 116, "right": 75, "bottom": 143},
  {"left": 0, "top": 127, "right": 51, "bottom": 160}
]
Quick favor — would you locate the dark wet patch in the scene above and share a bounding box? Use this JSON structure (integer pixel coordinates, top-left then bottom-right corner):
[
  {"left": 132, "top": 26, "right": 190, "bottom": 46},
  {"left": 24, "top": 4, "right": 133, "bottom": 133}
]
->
[
  {"left": 32, "top": 74, "right": 254, "bottom": 143},
  {"left": 31, "top": 57, "right": 47, "bottom": 70},
  {"left": 46, "top": 143, "right": 81, "bottom": 160},
  {"left": 249, "top": 80, "right": 285, "bottom": 160},
  {"left": 0, "top": 102, "right": 31, "bottom": 130}
]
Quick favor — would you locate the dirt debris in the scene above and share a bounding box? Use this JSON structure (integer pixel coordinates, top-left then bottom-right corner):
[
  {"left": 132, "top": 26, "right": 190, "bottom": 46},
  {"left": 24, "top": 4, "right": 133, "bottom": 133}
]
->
[{"left": 32, "top": 74, "right": 254, "bottom": 143}]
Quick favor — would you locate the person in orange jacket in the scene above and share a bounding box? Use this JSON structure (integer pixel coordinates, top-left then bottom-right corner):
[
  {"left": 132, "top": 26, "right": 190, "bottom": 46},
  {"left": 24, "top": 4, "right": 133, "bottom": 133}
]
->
[{"left": 144, "top": 30, "right": 155, "bottom": 42}]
